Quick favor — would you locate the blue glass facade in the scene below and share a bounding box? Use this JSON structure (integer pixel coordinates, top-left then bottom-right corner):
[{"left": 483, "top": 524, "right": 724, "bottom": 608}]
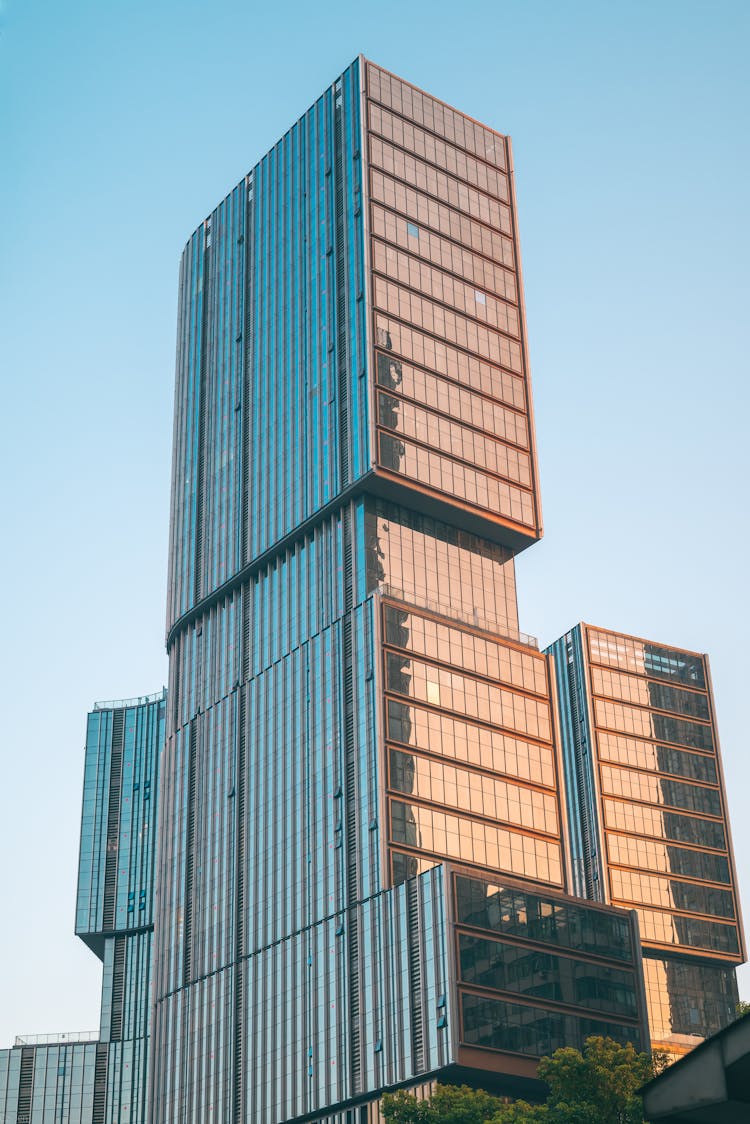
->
[{"left": 0, "top": 692, "right": 165, "bottom": 1124}]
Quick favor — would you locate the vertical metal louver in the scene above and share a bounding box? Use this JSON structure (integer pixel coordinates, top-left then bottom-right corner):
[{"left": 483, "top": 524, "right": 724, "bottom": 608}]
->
[
  {"left": 103, "top": 709, "right": 125, "bottom": 931},
  {"left": 194, "top": 232, "right": 211, "bottom": 604},
  {"left": 16, "top": 1048, "right": 34, "bottom": 1124},
  {"left": 341, "top": 505, "right": 361, "bottom": 1092},
  {"left": 92, "top": 1043, "right": 109, "bottom": 1124},
  {"left": 406, "top": 879, "right": 424, "bottom": 1072},
  {"left": 240, "top": 188, "right": 253, "bottom": 569},
  {"left": 334, "top": 87, "right": 351, "bottom": 489},
  {"left": 110, "top": 937, "right": 127, "bottom": 1041},
  {"left": 183, "top": 720, "right": 199, "bottom": 984},
  {"left": 565, "top": 643, "right": 599, "bottom": 901},
  {"left": 232, "top": 641, "right": 248, "bottom": 1121}
]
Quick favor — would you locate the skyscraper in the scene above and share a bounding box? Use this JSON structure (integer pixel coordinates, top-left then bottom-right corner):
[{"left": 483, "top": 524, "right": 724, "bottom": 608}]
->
[
  {"left": 0, "top": 691, "right": 164, "bottom": 1124},
  {"left": 547, "top": 624, "right": 744, "bottom": 1057},
  {"left": 156, "top": 57, "right": 649, "bottom": 1122}
]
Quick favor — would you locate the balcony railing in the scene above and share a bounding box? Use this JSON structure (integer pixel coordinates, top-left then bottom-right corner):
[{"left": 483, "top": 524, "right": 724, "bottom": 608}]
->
[
  {"left": 93, "top": 688, "right": 166, "bottom": 711},
  {"left": 13, "top": 1031, "right": 99, "bottom": 1047},
  {"left": 375, "top": 584, "right": 538, "bottom": 649}
]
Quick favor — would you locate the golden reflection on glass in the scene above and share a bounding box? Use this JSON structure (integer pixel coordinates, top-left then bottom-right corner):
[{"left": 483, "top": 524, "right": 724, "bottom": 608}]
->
[
  {"left": 603, "top": 798, "right": 726, "bottom": 850},
  {"left": 371, "top": 169, "right": 515, "bottom": 268},
  {"left": 593, "top": 699, "right": 713, "bottom": 751},
  {"left": 599, "top": 765, "right": 721, "bottom": 817},
  {"left": 368, "top": 102, "right": 510, "bottom": 203},
  {"left": 390, "top": 847, "right": 440, "bottom": 883},
  {"left": 606, "top": 831, "right": 730, "bottom": 884},
  {"left": 365, "top": 502, "right": 520, "bottom": 637},
  {"left": 641, "top": 955, "right": 738, "bottom": 1048},
  {"left": 609, "top": 868, "right": 734, "bottom": 919},
  {"left": 587, "top": 629, "right": 706, "bottom": 690},
  {"left": 378, "top": 432, "right": 534, "bottom": 526},
  {"left": 371, "top": 204, "right": 517, "bottom": 301},
  {"left": 385, "top": 653, "right": 551, "bottom": 741},
  {"left": 596, "top": 732, "right": 718, "bottom": 784},
  {"left": 389, "top": 798, "right": 563, "bottom": 886},
  {"left": 376, "top": 351, "right": 527, "bottom": 446},
  {"left": 369, "top": 137, "right": 512, "bottom": 235},
  {"left": 383, "top": 604, "right": 545, "bottom": 694},
  {"left": 371, "top": 239, "right": 519, "bottom": 337},
  {"left": 386, "top": 699, "right": 556, "bottom": 787},
  {"left": 590, "top": 667, "right": 710, "bottom": 721},
  {"left": 373, "top": 277, "right": 522, "bottom": 372},
  {"left": 376, "top": 389, "right": 531, "bottom": 487},
  {"left": 388, "top": 748, "right": 558, "bottom": 836},
  {"left": 374, "top": 314, "right": 525, "bottom": 408},
  {"left": 367, "top": 63, "right": 508, "bottom": 172},
  {"left": 632, "top": 908, "right": 739, "bottom": 955}
]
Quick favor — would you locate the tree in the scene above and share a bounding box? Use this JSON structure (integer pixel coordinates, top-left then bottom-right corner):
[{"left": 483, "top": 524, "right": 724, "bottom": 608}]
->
[
  {"left": 736, "top": 1000, "right": 750, "bottom": 1017},
  {"left": 381, "top": 1084, "right": 508, "bottom": 1122},
  {"left": 381, "top": 1037, "right": 662, "bottom": 1124}
]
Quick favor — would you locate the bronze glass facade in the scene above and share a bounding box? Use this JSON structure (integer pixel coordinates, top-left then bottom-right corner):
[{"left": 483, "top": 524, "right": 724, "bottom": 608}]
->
[
  {"left": 547, "top": 624, "right": 744, "bottom": 1057},
  {"left": 364, "top": 62, "right": 542, "bottom": 550}
]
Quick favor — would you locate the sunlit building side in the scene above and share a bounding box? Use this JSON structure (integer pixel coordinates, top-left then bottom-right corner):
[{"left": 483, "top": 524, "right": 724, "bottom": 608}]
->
[{"left": 547, "top": 624, "right": 744, "bottom": 1057}]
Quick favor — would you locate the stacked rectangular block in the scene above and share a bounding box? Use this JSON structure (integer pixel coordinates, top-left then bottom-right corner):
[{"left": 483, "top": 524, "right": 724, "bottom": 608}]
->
[
  {"left": 547, "top": 625, "right": 744, "bottom": 1057},
  {"left": 0, "top": 692, "right": 165, "bottom": 1124}
]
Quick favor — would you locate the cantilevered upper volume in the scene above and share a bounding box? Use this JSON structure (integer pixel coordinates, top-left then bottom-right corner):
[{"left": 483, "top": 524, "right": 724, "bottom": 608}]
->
[
  {"left": 363, "top": 61, "right": 543, "bottom": 550},
  {"left": 165, "top": 57, "right": 541, "bottom": 636}
]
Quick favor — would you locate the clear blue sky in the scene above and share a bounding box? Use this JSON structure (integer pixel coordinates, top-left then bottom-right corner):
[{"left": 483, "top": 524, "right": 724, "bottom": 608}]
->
[{"left": 1, "top": 0, "right": 748, "bottom": 1045}]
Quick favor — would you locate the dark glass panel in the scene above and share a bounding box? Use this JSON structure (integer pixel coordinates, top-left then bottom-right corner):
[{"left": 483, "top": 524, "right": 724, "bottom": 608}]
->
[
  {"left": 454, "top": 875, "right": 633, "bottom": 961},
  {"left": 658, "top": 778, "right": 721, "bottom": 817},
  {"left": 656, "top": 745, "right": 718, "bottom": 784},
  {"left": 460, "top": 993, "right": 642, "bottom": 1056},
  {"left": 645, "top": 646, "right": 706, "bottom": 689},
  {"left": 652, "top": 713, "right": 713, "bottom": 751},
  {"left": 647, "top": 681, "right": 710, "bottom": 721},
  {"left": 671, "top": 881, "right": 734, "bottom": 919},
  {"left": 663, "top": 811, "right": 725, "bottom": 851},
  {"left": 458, "top": 933, "right": 639, "bottom": 1018},
  {"left": 665, "top": 847, "right": 730, "bottom": 884}
]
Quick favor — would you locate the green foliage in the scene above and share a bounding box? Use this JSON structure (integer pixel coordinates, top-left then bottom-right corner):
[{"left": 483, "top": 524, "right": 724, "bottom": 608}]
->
[
  {"left": 381, "top": 1037, "right": 661, "bottom": 1124},
  {"left": 381, "top": 1084, "right": 507, "bottom": 1122},
  {"left": 533, "top": 1036, "right": 655, "bottom": 1124},
  {"left": 736, "top": 1000, "right": 750, "bottom": 1017}
]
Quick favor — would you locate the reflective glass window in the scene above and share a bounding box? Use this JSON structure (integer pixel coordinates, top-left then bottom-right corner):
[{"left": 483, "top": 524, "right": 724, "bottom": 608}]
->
[
  {"left": 460, "top": 993, "right": 642, "bottom": 1056},
  {"left": 458, "top": 933, "right": 639, "bottom": 1018},
  {"left": 454, "top": 875, "right": 633, "bottom": 960}
]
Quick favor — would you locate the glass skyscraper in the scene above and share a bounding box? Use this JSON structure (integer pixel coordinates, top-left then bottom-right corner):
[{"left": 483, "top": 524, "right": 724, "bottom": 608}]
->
[
  {"left": 0, "top": 691, "right": 165, "bottom": 1124},
  {"left": 547, "top": 624, "right": 744, "bottom": 1058},
  {"left": 156, "top": 57, "right": 650, "bottom": 1121}
]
